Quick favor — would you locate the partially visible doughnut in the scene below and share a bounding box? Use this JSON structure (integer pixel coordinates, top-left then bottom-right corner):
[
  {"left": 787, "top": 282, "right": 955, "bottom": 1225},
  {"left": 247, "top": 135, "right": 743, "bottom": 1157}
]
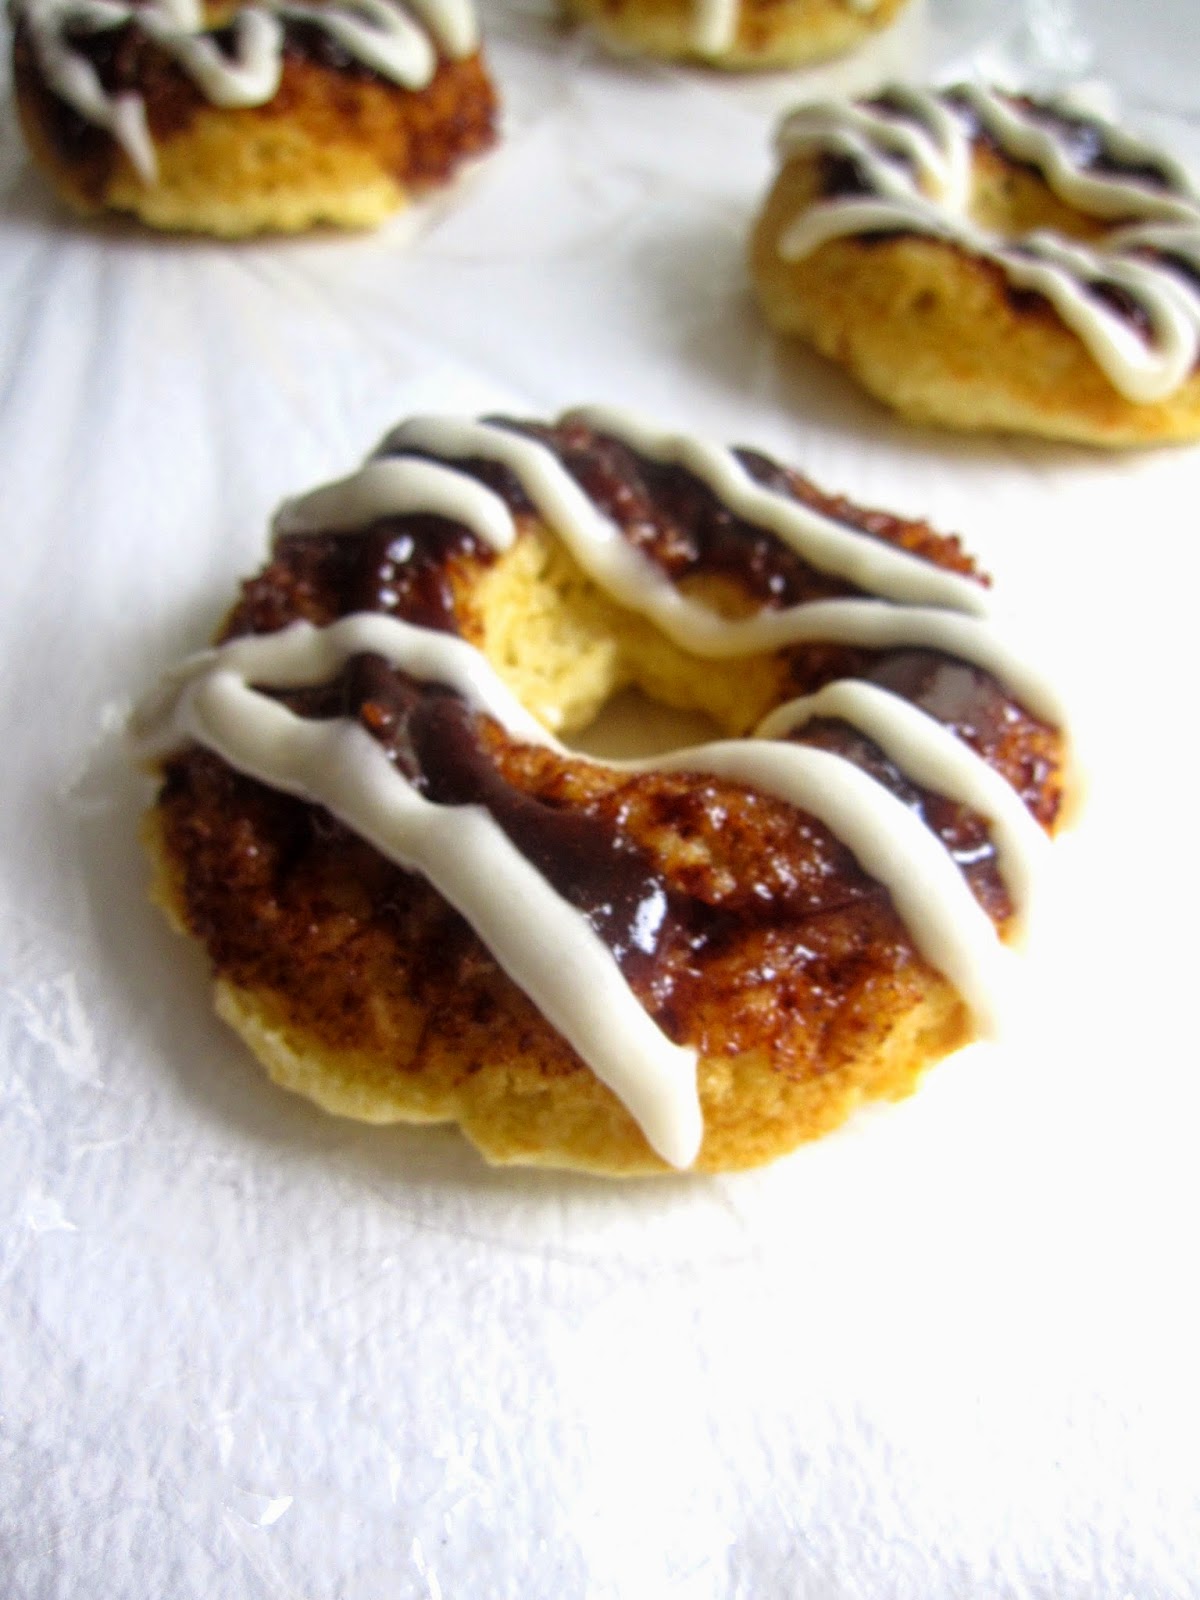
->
[
  {"left": 750, "top": 85, "right": 1200, "bottom": 446},
  {"left": 133, "top": 409, "right": 1072, "bottom": 1175},
  {"left": 11, "top": 0, "right": 498, "bottom": 234},
  {"left": 562, "top": 0, "right": 911, "bottom": 72}
]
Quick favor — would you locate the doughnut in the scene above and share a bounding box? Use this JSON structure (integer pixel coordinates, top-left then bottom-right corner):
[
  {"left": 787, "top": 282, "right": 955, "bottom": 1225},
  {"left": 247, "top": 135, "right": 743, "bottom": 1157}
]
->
[
  {"left": 11, "top": 0, "right": 498, "bottom": 234},
  {"left": 750, "top": 85, "right": 1200, "bottom": 446},
  {"left": 132, "top": 408, "right": 1072, "bottom": 1175},
  {"left": 562, "top": 0, "right": 911, "bottom": 72}
]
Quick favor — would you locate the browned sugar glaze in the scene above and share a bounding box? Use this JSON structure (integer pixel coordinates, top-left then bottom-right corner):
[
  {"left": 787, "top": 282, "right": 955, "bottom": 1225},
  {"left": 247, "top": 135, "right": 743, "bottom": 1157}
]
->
[
  {"left": 157, "top": 419, "right": 1065, "bottom": 1077},
  {"left": 11, "top": 9, "right": 498, "bottom": 204}
]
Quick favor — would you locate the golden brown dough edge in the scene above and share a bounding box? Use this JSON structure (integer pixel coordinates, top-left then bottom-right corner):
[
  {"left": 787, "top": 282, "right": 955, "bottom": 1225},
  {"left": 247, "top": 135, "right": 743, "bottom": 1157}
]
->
[
  {"left": 144, "top": 791, "right": 972, "bottom": 1180},
  {"left": 749, "top": 148, "right": 1200, "bottom": 447},
  {"left": 11, "top": 35, "right": 498, "bottom": 237},
  {"left": 562, "top": 0, "right": 911, "bottom": 71},
  {"left": 140, "top": 467, "right": 1059, "bottom": 1180}
]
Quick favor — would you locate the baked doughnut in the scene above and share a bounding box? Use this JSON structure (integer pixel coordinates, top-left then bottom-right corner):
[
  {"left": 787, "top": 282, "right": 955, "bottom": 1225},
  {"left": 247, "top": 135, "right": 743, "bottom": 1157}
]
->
[
  {"left": 133, "top": 408, "right": 1072, "bottom": 1174},
  {"left": 11, "top": 0, "right": 498, "bottom": 234},
  {"left": 750, "top": 85, "right": 1200, "bottom": 446},
  {"left": 563, "top": 0, "right": 911, "bottom": 72}
]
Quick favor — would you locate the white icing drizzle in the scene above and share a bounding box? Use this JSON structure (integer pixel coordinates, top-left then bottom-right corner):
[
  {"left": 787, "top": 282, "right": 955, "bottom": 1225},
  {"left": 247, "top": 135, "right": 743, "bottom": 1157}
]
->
[
  {"left": 136, "top": 413, "right": 1067, "bottom": 1168},
  {"left": 136, "top": 613, "right": 552, "bottom": 750},
  {"left": 140, "top": 0, "right": 285, "bottom": 109},
  {"left": 377, "top": 415, "right": 1061, "bottom": 721},
  {"left": 19, "top": 0, "right": 477, "bottom": 183},
  {"left": 755, "top": 679, "right": 1049, "bottom": 932},
  {"left": 566, "top": 406, "right": 989, "bottom": 617},
  {"left": 269, "top": 0, "right": 436, "bottom": 86},
  {"left": 273, "top": 458, "right": 517, "bottom": 550},
  {"left": 772, "top": 85, "right": 1200, "bottom": 403},
  {"left": 642, "top": 739, "right": 1012, "bottom": 1034},
  {"left": 136, "top": 619, "right": 703, "bottom": 1171},
  {"left": 135, "top": 616, "right": 1013, "bottom": 1156},
  {"left": 25, "top": 0, "right": 160, "bottom": 178},
  {"left": 691, "top": 0, "right": 736, "bottom": 57},
  {"left": 690, "top": 0, "right": 881, "bottom": 62},
  {"left": 383, "top": 411, "right": 991, "bottom": 618}
]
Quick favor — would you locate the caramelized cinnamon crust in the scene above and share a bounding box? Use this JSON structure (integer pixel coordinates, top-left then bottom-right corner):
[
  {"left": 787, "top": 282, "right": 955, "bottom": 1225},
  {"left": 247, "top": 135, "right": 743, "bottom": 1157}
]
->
[
  {"left": 12, "top": 13, "right": 498, "bottom": 235},
  {"left": 146, "top": 419, "right": 1069, "bottom": 1174}
]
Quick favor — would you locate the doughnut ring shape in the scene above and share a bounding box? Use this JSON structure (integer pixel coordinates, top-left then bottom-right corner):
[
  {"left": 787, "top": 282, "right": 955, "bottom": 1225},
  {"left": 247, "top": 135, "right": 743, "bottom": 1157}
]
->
[
  {"left": 11, "top": 0, "right": 498, "bottom": 234},
  {"left": 134, "top": 409, "right": 1072, "bottom": 1174}
]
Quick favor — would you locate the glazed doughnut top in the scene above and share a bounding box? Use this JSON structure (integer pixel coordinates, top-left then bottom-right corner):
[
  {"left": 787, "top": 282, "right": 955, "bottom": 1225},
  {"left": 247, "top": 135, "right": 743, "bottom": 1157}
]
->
[
  {"left": 136, "top": 410, "right": 1069, "bottom": 1169},
  {"left": 772, "top": 84, "right": 1200, "bottom": 403},
  {"left": 15, "top": 0, "right": 480, "bottom": 182}
]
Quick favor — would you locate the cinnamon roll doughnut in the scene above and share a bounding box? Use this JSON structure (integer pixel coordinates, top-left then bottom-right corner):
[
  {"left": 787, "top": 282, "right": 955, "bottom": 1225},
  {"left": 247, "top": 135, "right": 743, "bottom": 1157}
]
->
[
  {"left": 11, "top": 0, "right": 498, "bottom": 234},
  {"left": 750, "top": 86, "right": 1200, "bottom": 446},
  {"left": 133, "top": 409, "right": 1072, "bottom": 1174},
  {"left": 563, "top": 0, "right": 911, "bottom": 72}
]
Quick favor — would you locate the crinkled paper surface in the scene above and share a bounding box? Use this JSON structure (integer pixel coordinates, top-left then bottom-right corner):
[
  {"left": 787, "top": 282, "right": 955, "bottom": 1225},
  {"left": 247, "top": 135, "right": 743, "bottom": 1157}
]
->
[{"left": 2, "top": 2, "right": 1200, "bottom": 1595}]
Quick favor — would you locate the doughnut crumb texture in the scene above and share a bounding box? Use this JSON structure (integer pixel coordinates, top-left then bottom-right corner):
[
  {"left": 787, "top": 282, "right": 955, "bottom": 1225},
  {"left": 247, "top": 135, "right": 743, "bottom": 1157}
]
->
[
  {"left": 562, "top": 0, "right": 911, "bottom": 72},
  {"left": 134, "top": 410, "right": 1072, "bottom": 1174},
  {"left": 750, "top": 85, "right": 1200, "bottom": 446},
  {"left": 11, "top": 0, "right": 499, "bottom": 234}
]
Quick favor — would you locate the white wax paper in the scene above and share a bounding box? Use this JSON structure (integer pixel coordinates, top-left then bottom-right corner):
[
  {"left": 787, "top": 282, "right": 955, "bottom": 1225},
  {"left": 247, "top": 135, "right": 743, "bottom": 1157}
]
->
[{"left": 3, "top": 2, "right": 1200, "bottom": 1595}]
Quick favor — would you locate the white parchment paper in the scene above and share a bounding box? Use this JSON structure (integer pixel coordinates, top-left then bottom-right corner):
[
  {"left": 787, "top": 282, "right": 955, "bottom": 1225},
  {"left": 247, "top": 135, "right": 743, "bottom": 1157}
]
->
[{"left": 2, "top": 2, "right": 1199, "bottom": 1595}]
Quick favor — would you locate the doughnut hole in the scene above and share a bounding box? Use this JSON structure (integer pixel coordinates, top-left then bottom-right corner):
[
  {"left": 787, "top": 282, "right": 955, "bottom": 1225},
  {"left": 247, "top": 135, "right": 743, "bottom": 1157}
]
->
[{"left": 468, "top": 524, "right": 793, "bottom": 739}]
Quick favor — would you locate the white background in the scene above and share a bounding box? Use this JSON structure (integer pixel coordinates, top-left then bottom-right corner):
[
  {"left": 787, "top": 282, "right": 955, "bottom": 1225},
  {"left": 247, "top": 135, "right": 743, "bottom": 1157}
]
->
[{"left": 2, "top": 1, "right": 1199, "bottom": 1595}]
